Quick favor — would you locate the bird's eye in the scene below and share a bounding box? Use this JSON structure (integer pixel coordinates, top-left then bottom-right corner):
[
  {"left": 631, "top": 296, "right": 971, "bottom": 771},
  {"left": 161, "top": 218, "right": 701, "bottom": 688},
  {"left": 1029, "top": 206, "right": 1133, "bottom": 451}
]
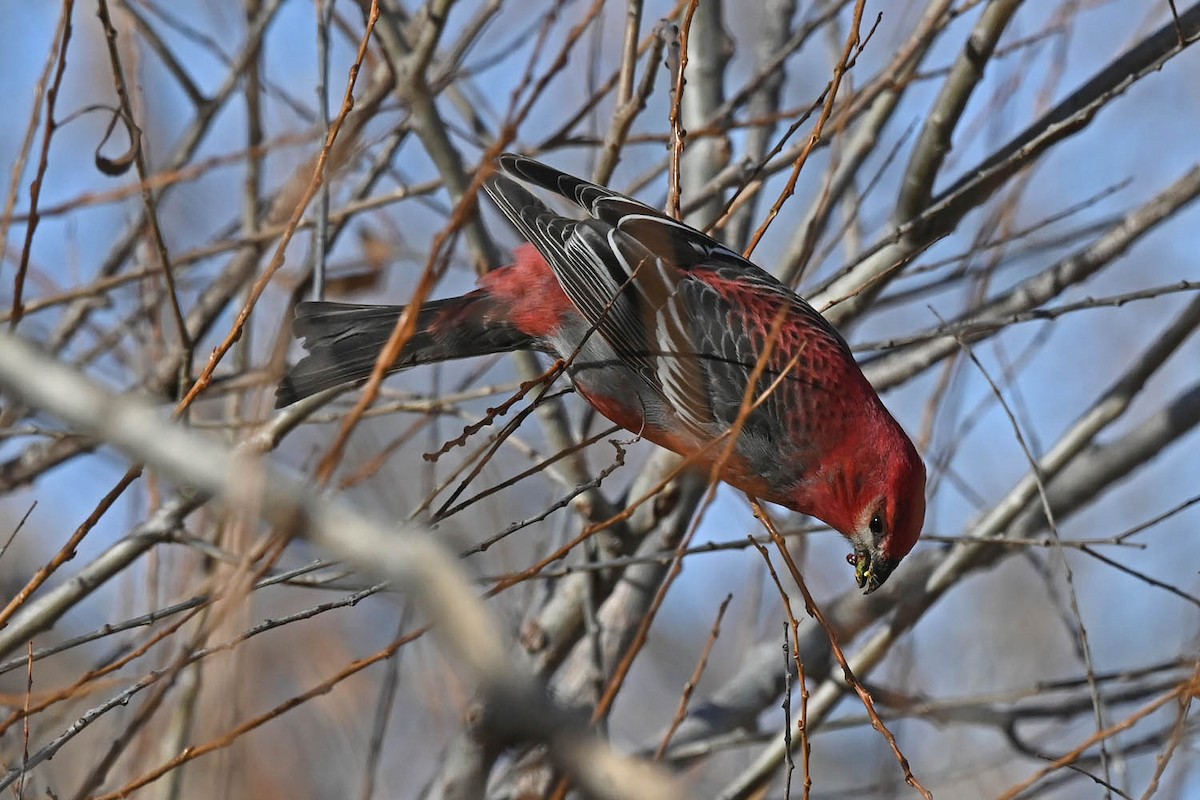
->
[{"left": 869, "top": 514, "right": 884, "bottom": 537}]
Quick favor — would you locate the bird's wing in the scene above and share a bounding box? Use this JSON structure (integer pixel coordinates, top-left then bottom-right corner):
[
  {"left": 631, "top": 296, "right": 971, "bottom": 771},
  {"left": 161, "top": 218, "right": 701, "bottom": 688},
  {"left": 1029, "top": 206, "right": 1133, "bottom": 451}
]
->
[
  {"left": 494, "top": 153, "right": 846, "bottom": 343},
  {"left": 485, "top": 169, "right": 715, "bottom": 431},
  {"left": 496, "top": 152, "right": 735, "bottom": 267},
  {"left": 679, "top": 269, "right": 851, "bottom": 445},
  {"left": 485, "top": 154, "right": 854, "bottom": 435}
]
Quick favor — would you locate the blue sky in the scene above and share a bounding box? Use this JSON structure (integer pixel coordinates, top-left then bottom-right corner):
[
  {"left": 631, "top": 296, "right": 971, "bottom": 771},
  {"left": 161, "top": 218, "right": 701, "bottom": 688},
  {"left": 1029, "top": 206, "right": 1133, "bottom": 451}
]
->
[{"left": 2, "top": 2, "right": 1198, "bottom": 796}]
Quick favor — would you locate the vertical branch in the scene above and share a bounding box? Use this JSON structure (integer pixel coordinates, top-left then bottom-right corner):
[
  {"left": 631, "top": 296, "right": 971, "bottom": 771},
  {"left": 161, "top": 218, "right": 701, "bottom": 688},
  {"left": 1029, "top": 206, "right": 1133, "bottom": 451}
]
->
[
  {"left": 617, "top": 0, "right": 644, "bottom": 105},
  {"left": 723, "top": 0, "right": 796, "bottom": 249},
  {"left": 9, "top": 0, "right": 74, "bottom": 331},
  {"left": 679, "top": 0, "right": 730, "bottom": 232},
  {"left": 94, "top": 0, "right": 192, "bottom": 374},
  {"left": 594, "top": 6, "right": 663, "bottom": 185},
  {"left": 312, "top": 0, "right": 336, "bottom": 301},
  {"left": 895, "top": 0, "right": 1023, "bottom": 223},
  {"left": 236, "top": 0, "right": 266, "bottom": 396},
  {"left": 743, "top": 0, "right": 868, "bottom": 258},
  {"left": 664, "top": 7, "right": 693, "bottom": 220}
]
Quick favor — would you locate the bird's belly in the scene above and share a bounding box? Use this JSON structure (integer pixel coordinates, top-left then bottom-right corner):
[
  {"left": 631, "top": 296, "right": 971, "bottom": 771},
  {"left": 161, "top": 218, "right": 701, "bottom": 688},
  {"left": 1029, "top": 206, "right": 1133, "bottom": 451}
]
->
[
  {"left": 550, "top": 322, "right": 807, "bottom": 504},
  {"left": 573, "top": 375, "right": 646, "bottom": 434},
  {"left": 571, "top": 370, "right": 798, "bottom": 503}
]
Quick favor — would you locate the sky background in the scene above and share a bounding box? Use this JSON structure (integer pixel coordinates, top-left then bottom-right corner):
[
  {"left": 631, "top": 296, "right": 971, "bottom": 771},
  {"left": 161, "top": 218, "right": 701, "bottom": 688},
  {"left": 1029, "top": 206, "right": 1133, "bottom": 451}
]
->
[{"left": 1, "top": 2, "right": 1198, "bottom": 797}]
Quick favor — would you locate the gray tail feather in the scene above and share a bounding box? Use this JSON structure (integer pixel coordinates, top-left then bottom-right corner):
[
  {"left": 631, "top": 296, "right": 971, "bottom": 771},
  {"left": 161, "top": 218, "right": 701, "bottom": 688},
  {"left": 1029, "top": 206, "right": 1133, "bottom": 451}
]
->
[{"left": 276, "top": 293, "right": 531, "bottom": 407}]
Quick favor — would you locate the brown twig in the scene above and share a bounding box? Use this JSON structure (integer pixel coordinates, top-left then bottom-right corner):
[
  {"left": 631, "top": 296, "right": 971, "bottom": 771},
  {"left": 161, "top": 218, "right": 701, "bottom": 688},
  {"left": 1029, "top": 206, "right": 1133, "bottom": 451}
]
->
[
  {"left": 665, "top": 2, "right": 699, "bottom": 219},
  {"left": 743, "top": 0, "right": 870, "bottom": 257},
  {"left": 175, "top": 0, "right": 381, "bottom": 414},
  {"left": 9, "top": 0, "right": 73, "bottom": 331},
  {"left": 749, "top": 538, "right": 812, "bottom": 799},
  {"left": 750, "top": 498, "right": 932, "bottom": 800},
  {"left": 655, "top": 593, "right": 733, "bottom": 759}
]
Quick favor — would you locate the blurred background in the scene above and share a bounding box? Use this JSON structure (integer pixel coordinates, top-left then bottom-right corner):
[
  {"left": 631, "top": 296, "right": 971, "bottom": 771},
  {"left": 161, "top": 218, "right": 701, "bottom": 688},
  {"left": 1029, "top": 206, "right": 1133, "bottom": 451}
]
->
[{"left": 0, "top": 1, "right": 1198, "bottom": 797}]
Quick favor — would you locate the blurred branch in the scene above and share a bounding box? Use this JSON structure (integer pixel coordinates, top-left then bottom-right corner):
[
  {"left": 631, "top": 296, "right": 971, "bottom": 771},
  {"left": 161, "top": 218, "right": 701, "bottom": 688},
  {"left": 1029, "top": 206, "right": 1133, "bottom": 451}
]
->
[
  {"left": 722, "top": 0, "right": 796, "bottom": 249},
  {"left": 0, "top": 330, "right": 681, "bottom": 800},
  {"left": 0, "top": 393, "right": 329, "bottom": 660}
]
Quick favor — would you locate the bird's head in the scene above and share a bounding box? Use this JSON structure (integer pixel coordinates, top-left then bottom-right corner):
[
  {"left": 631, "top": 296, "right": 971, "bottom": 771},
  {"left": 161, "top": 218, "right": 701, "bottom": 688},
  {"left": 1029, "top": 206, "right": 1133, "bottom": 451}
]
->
[
  {"left": 845, "top": 439, "right": 926, "bottom": 594},
  {"left": 801, "top": 411, "right": 926, "bottom": 594}
]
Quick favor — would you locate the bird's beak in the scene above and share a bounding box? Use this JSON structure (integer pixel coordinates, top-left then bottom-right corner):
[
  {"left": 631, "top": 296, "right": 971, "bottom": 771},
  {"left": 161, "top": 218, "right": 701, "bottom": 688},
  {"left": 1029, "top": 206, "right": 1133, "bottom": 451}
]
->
[{"left": 851, "top": 548, "right": 898, "bottom": 595}]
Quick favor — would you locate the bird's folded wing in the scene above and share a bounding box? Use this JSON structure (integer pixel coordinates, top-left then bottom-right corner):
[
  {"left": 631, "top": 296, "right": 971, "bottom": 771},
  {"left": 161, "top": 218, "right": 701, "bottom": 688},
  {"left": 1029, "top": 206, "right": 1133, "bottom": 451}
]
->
[{"left": 485, "top": 170, "right": 715, "bottom": 432}]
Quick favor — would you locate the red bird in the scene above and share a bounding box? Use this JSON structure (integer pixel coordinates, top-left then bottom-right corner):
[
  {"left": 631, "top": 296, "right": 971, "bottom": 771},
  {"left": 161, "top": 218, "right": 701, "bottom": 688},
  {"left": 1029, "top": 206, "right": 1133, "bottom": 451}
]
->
[{"left": 278, "top": 154, "right": 926, "bottom": 592}]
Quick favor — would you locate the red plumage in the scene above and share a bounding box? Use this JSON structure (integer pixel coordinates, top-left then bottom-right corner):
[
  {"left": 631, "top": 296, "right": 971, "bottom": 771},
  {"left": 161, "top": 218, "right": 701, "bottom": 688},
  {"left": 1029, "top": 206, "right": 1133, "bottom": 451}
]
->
[{"left": 278, "top": 155, "right": 926, "bottom": 592}]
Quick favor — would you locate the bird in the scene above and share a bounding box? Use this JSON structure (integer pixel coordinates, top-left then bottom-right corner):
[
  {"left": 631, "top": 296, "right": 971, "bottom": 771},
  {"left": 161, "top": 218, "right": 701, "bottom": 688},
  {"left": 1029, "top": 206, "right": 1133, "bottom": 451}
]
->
[{"left": 277, "top": 153, "right": 926, "bottom": 592}]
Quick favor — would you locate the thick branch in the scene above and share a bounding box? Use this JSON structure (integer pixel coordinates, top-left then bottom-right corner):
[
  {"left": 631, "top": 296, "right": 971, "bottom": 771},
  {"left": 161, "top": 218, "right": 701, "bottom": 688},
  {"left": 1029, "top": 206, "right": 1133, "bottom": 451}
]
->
[
  {"left": 0, "top": 330, "right": 681, "bottom": 800},
  {"left": 895, "top": 0, "right": 1023, "bottom": 221}
]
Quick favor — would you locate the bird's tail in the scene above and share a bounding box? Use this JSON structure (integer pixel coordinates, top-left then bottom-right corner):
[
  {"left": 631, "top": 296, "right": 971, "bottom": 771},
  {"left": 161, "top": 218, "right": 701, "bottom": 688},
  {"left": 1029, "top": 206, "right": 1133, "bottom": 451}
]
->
[{"left": 276, "top": 292, "right": 532, "bottom": 407}]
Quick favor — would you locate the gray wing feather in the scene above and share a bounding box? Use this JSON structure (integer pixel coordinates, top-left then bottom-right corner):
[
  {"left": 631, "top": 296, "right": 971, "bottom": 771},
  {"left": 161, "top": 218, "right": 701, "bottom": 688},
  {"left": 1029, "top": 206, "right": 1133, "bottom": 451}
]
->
[
  {"left": 485, "top": 154, "right": 854, "bottom": 435},
  {"left": 484, "top": 170, "right": 715, "bottom": 431},
  {"left": 495, "top": 153, "right": 842, "bottom": 340}
]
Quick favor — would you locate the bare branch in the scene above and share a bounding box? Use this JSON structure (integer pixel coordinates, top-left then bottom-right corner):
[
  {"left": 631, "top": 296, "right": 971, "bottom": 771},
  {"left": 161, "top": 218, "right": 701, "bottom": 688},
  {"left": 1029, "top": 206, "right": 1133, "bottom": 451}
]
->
[{"left": 0, "top": 330, "right": 681, "bottom": 800}]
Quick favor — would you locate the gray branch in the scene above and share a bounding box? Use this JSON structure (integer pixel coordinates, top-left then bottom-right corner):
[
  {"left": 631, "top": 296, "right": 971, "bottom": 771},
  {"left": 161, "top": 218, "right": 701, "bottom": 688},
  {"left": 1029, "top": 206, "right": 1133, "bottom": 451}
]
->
[
  {"left": 0, "top": 331, "right": 682, "bottom": 800},
  {"left": 895, "top": 0, "right": 1023, "bottom": 222}
]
